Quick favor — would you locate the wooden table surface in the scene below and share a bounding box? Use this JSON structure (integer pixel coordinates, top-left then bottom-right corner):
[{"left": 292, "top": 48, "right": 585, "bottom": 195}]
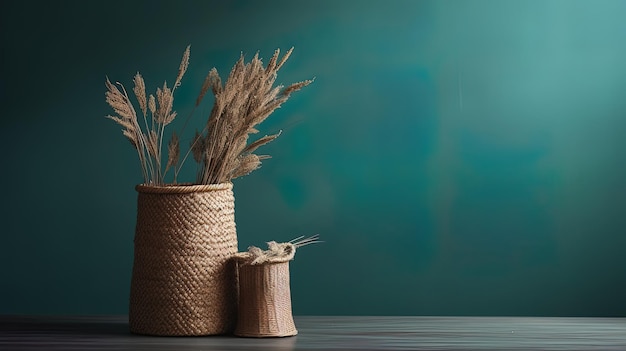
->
[{"left": 1, "top": 315, "right": 625, "bottom": 350}]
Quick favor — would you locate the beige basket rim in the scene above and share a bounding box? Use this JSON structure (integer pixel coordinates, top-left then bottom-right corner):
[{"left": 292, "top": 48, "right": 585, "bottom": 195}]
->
[
  {"left": 233, "top": 252, "right": 294, "bottom": 265},
  {"left": 135, "top": 182, "right": 233, "bottom": 194}
]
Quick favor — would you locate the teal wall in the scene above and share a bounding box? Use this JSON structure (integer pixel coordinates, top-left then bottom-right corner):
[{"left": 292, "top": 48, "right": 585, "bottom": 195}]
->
[{"left": 1, "top": 0, "right": 625, "bottom": 316}]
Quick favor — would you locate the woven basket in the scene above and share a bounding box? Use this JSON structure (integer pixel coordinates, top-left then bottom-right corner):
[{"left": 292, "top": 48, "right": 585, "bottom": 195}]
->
[
  {"left": 129, "top": 183, "right": 238, "bottom": 336},
  {"left": 234, "top": 260, "right": 297, "bottom": 337}
]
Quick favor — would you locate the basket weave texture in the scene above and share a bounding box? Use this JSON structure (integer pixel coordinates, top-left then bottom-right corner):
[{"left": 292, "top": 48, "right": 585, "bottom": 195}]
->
[
  {"left": 129, "top": 183, "right": 238, "bottom": 336},
  {"left": 234, "top": 261, "right": 297, "bottom": 337}
]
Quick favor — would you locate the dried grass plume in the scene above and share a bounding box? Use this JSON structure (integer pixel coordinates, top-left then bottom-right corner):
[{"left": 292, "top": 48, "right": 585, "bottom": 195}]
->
[{"left": 106, "top": 46, "right": 312, "bottom": 186}]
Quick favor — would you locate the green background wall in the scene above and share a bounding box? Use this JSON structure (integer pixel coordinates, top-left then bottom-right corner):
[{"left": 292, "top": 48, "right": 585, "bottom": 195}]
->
[{"left": 1, "top": 0, "right": 625, "bottom": 316}]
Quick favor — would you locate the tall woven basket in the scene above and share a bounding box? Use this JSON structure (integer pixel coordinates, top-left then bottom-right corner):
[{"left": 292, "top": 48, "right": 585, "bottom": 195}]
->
[{"left": 129, "top": 182, "right": 238, "bottom": 336}]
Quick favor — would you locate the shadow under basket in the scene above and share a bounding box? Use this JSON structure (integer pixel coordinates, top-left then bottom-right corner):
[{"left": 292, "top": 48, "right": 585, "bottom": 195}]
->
[
  {"left": 234, "top": 260, "right": 298, "bottom": 337},
  {"left": 129, "top": 183, "right": 238, "bottom": 336}
]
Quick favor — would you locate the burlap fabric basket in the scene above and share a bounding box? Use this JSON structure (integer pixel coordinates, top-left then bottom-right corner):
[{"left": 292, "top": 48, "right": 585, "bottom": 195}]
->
[
  {"left": 129, "top": 182, "right": 238, "bottom": 336},
  {"left": 234, "top": 242, "right": 297, "bottom": 337}
]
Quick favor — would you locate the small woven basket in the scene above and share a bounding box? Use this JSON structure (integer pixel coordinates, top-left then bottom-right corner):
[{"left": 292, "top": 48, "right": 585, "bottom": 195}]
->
[
  {"left": 234, "top": 249, "right": 297, "bottom": 337},
  {"left": 129, "top": 183, "right": 238, "bottom": 336}
]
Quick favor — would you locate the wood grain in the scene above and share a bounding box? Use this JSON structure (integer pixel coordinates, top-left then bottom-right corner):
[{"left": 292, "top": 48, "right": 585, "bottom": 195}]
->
[{"left": 1, "top": 315, "right": 624, "bottom": 350}]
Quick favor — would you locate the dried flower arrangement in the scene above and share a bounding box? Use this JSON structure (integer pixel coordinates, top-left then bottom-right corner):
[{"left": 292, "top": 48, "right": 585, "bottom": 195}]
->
[{"left": 105, "top": 46, "right": 312, "bottom": 185}]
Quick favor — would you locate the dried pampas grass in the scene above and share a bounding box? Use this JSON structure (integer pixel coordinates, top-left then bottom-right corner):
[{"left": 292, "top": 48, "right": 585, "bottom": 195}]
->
[
  {"left": 105, "top": 46, "right": 312, "bottom": 185},
  {"left": 193, "top": 48, "right": 313, "bottom": 184},
  {"left": 105, "top": 46, "right": 189, "bottom": 185}
]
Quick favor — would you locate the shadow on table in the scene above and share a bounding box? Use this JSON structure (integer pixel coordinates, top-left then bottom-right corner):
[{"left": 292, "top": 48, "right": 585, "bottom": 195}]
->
[{"left": 0, "top": 316, "right": 299, "bottom": 351}]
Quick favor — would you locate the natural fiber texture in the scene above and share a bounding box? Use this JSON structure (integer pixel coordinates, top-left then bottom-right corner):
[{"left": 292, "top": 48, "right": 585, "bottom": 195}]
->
[
  {"left": 129, "top": 182, "right": 238, "bottom": 336},
  {"left": 234, "top": 241, "right": 296, "bottom": 265},
  {"left": 234, "top": 262, "right": 297, "bottom": 337},
  {"left": 234, "top": 235, "right": 321, "bottom": 266}
]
